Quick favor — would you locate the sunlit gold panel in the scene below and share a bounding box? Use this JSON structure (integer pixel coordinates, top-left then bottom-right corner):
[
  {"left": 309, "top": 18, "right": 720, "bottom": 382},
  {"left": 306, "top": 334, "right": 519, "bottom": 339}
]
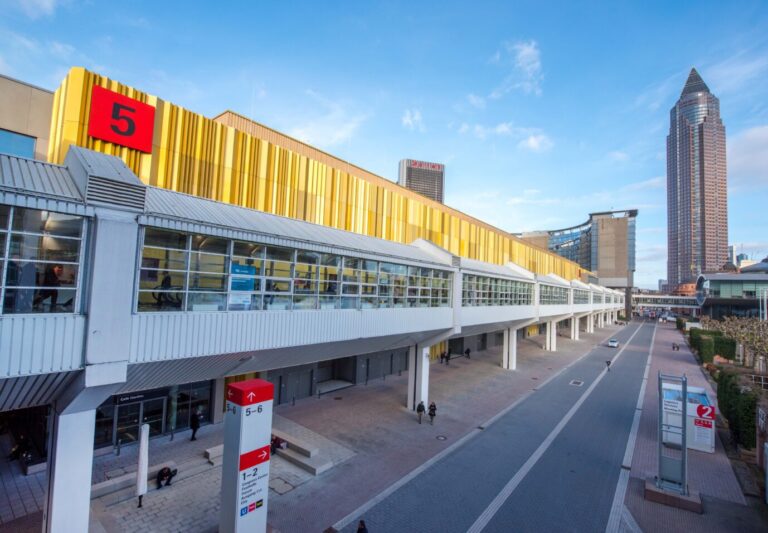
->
[{"left": 48, "top": 67, "right": 587, "bottom": 280}]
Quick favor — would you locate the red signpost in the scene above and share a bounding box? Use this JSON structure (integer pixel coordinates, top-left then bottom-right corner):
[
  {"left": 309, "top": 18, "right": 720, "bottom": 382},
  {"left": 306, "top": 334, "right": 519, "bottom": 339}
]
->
[{"left": 219, "top": 379, "right": 274, "bottom": 533}]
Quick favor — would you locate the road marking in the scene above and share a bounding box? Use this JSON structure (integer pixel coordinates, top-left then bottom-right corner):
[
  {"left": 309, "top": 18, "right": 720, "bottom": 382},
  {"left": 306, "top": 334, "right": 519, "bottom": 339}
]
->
[
  {"left": 606, "top": 323, "right": 656, "bottom": 533},
  {"left": 331, "top": 325, "right": 629, "bottom": 532},
  {"left": 467, "top": 322, "right": 647, "bottom": 533}
]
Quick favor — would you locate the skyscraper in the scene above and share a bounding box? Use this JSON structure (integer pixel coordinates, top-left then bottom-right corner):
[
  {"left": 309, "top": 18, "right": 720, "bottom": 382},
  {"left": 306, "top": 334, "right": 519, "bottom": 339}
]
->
[
  {"left": 667, "top": 68, "right": 728, "bottom": 289},
  {"left": 398, "top": 159, "right": 445, "bottom": 203}
]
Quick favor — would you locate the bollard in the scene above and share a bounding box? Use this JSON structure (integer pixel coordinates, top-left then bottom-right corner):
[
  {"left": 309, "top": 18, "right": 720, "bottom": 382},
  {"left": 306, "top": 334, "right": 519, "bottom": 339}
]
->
[
  {"left": 292, "top": 395, "right": 296, "bottom": 406},
  {"left": 382, "top": 372, "right": 386, "bottom": 381},
  {"left": 115, "top": 438, "right": 122, "bottom": 456}
]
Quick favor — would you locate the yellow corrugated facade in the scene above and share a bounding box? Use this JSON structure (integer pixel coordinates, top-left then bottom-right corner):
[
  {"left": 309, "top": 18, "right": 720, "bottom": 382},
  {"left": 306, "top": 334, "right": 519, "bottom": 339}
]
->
[{"left": 48, "top": 67, "right": 586, "bottom": 279}]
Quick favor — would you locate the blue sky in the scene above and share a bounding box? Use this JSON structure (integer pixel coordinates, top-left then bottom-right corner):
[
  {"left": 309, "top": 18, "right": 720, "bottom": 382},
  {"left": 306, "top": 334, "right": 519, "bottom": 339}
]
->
[{"left": 1, "top": 0, "right": 767, "bottom": 288}]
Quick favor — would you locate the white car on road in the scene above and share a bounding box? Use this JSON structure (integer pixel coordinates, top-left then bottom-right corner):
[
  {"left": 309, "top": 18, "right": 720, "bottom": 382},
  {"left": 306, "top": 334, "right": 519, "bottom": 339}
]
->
[{"left": 607, "top": 338, "right": 619, "bottom": 348}]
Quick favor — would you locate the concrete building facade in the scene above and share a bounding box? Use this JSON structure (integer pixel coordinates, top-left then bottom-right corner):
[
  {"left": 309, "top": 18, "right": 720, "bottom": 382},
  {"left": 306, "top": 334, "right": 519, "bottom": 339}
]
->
[{"left": 518, "top": 209, "right": 637, "bottom": 317}]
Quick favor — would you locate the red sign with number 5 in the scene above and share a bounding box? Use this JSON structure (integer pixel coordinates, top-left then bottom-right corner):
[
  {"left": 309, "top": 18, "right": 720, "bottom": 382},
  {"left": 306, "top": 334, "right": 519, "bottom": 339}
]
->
[{"left": 87, "top": 85, "right": 155, "bottom": 153}]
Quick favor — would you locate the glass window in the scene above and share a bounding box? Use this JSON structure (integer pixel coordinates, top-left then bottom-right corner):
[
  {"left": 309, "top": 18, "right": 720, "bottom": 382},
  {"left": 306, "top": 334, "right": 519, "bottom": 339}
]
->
[
  {"left": 0, "top": 129, "right": 35, "bottom": 159},
  {"left": 266, "top": 247, "right": 293, "bottom": 262},
  {"left": 191, "top": 235, "right": 228, "bottom": 254},
  {"left": 187, "top": 292, "right": 226, "bottom": 311},
  {"left": 228, "top": 293, "right": 262, "bottom": 311},
  {"left": 233, "top": 241, "right": 264, "bottom": 258},
  {"left": 2, "top": 206, "right": 84, "bottom": 315},
  {"left": 135, "top": 227, "right": 453, "bottom": 313},
  {"left": 144, "top": 228, "right": 187, "bottom": 249},
  {"left": 189, "top": 252, "right": 226, "bottom": 273},
  {"left": 12, "top": 208, "right": 82, "bottom": 237}
]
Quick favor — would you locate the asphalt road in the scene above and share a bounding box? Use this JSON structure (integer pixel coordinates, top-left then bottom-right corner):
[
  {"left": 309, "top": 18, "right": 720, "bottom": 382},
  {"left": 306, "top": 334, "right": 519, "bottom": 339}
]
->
[{"left": 341, "top": 320, "right": 654, "bottom": 533}]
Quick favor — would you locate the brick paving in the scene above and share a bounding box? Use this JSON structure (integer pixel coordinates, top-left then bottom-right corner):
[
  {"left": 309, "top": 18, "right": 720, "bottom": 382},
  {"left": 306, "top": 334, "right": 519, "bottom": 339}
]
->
[
  {"left": 1, "top": 324, "right": 620, "bottom": 532},
  {"left": 0, "top": 435, "right": 46, "bottom": 525},
  {"left": 624, "top": 322, "right": 760, "bottom": 532}
]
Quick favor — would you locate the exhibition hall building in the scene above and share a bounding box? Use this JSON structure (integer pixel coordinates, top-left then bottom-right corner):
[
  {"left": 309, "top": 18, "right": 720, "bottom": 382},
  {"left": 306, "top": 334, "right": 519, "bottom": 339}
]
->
[{"left": 0, "top": 68, "right": 623, "bottom": 531}]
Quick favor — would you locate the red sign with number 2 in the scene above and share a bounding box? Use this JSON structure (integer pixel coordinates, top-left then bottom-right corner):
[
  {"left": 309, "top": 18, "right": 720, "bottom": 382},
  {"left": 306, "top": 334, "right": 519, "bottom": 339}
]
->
[
  {"left": 696, "top": 404, "right": 715, "bottom": 419},
  {"left": 87, "top": 85, "right": 155, "bottom": 153}
]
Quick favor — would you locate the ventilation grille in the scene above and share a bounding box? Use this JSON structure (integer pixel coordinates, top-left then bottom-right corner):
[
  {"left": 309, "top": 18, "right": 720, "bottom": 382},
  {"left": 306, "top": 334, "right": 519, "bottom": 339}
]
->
[
  {"left": 86, "top": 176, "right": 146, "bottom": 210},
  {"left": 452, "top": 256, "right": 461, "bottom": 268}
]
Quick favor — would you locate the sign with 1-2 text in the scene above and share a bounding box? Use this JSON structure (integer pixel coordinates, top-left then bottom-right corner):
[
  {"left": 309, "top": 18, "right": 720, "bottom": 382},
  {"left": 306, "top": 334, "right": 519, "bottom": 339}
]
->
[
  {"left": 219, "top": 379, "right": 274, "bottom": 533},
  {"left": 87, "top": 85, "right": 155, "bottom": 153}
]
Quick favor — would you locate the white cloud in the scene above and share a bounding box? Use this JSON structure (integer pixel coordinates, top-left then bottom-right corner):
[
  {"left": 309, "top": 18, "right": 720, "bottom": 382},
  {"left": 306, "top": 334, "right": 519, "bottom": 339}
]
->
[
  {"left": 288, "top": 89, "right": 368, "bottom": 148},
  {"left": 12, "top": 0, "right": 60, "bottom": 19},
  {"left": 608, "top": 150, "right": 629, "bottom": 162},
  {"left": 401, "top": 108, "right": 425, "bottom": 132},
  {"left": 707, "top": 53, "right": 768, "bottom": 95},
  {"left": 728, "top": 125, "right": 768, "bottom": 189},
  {"left": 466, "top": 93, "right": 485, "bottom": 109},
  {"left": 489, "top": 39, "right": 543, "bottom": 98},
  {"left": 49, "top": 41, "right": 74, "bottom": 60},
  {"left": 517, "top": 134, "right": 553, "bottom": 152},
  {"left": 624, "top": 176, "right": 664, "bottom": 191}
]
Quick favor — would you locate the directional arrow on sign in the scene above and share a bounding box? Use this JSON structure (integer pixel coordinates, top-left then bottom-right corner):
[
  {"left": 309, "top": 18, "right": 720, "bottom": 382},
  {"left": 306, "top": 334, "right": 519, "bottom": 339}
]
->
[
  {"left": 259, "top": 450, "right": 268, "bottom": 461},
  {"left": 247, "top": 392, "right": 256, "bottom": 401},
  {"left": 228, "top": 389, "right": 233, "bottom": 398}
]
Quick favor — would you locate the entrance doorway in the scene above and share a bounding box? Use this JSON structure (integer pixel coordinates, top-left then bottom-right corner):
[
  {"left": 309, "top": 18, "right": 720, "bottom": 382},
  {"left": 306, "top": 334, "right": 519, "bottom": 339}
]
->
[
  {"left": 316, "top": 357, "right": 355, "bottom": 396},
  {"left": 114, "top": 398, "right": 167, "bottom": 445}
]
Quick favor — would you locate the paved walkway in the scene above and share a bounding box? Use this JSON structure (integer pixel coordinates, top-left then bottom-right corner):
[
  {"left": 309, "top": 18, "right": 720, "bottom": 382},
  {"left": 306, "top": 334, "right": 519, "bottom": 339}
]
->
[
  {"left": 622, "top": 322, "right": 764, "bottom": 532},
  {"left": 0, "top": 324, "right": 621, "bottom": 532}
]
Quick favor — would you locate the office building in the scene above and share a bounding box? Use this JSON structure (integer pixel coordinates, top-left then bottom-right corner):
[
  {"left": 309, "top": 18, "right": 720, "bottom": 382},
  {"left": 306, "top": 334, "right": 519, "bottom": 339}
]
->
[
  {"left": 518, "top": 210, "right": 637, "bottom": 317},
  {"left": 398, "top": 159, "right": 445, "bottom": 203},
  {"left": 667, "top": 68, "right": 728, "bottom": 289}
]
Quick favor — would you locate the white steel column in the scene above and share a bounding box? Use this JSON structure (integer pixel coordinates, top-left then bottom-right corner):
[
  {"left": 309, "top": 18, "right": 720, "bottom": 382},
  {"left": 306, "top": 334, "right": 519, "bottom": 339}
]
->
[
  {"left": 551, "top": 321, "right": 557, "bottom": 352},
  {"left": 544, "top": 322, "right": 551, "bottom": 351},
  {"left": 569, "top": 318, "right": 577, "bottom": 340},
  {"left": 44, "top": 408, "right": 96, "bottom": 533},
  {"left": 502, "top": 328, "right": 518, "bottom": 370},
  {"left": 574, "top": 316, "right": 580, "bottom": 340},
  {"left": 407, "top": 345, "right": 430, "bottom": 410}
]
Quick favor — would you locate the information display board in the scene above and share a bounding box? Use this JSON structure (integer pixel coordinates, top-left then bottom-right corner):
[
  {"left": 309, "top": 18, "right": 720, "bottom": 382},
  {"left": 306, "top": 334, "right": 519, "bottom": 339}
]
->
[
  {"left": 661, "top": 384, "right": 715, "bottom": 453},
  {"left": 219, "top": 379, "right": 274, "bottom": 533}
]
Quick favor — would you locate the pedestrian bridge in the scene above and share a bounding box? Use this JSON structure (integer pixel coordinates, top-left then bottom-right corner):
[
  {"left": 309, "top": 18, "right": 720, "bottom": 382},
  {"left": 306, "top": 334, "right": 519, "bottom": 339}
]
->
[
  {"left": 631, "top": 294, "right": 699, "bottom": 310},
  {"left": 0, "top": 147, "right": 623, "bottom": 528}
]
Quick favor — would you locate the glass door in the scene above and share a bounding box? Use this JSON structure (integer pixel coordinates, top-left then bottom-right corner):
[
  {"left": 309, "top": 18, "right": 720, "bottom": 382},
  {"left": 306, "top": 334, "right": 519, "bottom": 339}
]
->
[
  {"left": 115, "top": 402, "right": 141, "bottom": 444},
  {"left": 141, "top": 398, "right": 166, "bottom": 437}
]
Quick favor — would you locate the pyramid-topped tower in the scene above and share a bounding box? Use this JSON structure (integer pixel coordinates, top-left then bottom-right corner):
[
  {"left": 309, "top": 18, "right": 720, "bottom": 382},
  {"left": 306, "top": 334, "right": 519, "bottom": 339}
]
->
[{"left": 667, "top": 68, "right": 728, "bottom": 289}]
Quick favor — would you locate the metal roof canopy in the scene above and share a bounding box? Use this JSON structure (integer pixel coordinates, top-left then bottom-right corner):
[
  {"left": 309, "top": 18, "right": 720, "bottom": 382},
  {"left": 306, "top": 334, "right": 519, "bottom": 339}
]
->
[{"left": 142, "top": 187, "right": 452, "bottom": 268}]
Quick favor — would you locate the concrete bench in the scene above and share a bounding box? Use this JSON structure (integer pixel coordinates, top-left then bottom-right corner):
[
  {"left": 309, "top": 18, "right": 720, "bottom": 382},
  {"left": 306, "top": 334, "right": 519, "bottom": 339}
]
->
[
  {"left": 272, "top": 429, "right": 318, "bottom": 458},
  {"left": 91, "top": 461, "right": 177, "bottom": 499}
]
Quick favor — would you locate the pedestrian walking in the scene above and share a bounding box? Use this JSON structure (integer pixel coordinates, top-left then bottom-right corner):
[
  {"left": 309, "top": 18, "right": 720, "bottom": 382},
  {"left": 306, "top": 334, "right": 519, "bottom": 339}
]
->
[
  {"left": 440, "top": 351, "right": 446, "bottom": 364},
  {"left": 464, "top": 348, "right": 471, "bottom": 359},
  {"left": 606, "top": 360, "right": 611, "bottom": 372},
  {"left": 357, "top": 520, "right": 368, "bottom": 533},
  {"left": 416, "top": 401, "right": 425, "bottom": 424},
  {"left": 190, "top": 408, "right": 201, "bottom": 441},
  {"left": 445, "top": 350, "right": 450, "bottom": 366},
  {"left": 428, "top": 402, "right": 437, "bottom": 425}
]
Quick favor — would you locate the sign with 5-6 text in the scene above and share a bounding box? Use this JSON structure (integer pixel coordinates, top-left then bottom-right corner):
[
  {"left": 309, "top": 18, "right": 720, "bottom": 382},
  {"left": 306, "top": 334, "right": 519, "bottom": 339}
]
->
[
  {"left": 219, "top": 379, "right": 274, "bottom": 533},
  {"left": 87, "top": 85, "right": 155, "bottom": 153}
]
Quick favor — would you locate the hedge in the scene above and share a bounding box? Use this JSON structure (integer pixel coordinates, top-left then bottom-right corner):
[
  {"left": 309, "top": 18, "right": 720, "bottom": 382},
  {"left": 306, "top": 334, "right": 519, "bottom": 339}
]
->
[
  {"left": 676, "top": 317, "right": 685, "bottom": 330},
  {"left": 717, "top": 370, "right": 757, "bottom": 449},
  {"left": 713, "top": 336, "right": 736, "bottom": 359},
  {"left": 699, "top": 336, "right": 715, "bottom": 363}
]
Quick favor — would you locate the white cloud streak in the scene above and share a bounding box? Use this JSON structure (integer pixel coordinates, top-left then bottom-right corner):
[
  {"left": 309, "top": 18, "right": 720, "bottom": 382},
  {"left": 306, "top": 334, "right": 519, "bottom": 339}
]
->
[
  {"left": 401, "top": 108, "right": 425, "bottom": 132},
  {"left": 728, "top": 125, "right": 768, "bottom": 189},
  {"left": 289, "top": 89, "right": 369, "bottom": 148},
  {"left": 489, "top": 39, "right": 543, "bottom": 98}
]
